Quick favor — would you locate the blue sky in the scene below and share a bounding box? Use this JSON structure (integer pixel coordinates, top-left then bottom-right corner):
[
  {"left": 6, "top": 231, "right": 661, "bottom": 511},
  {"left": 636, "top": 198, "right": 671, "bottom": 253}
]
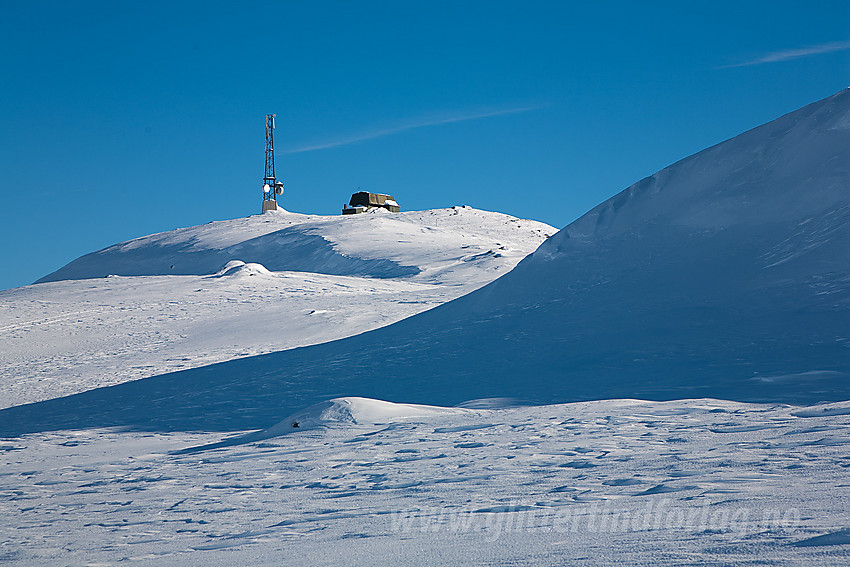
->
[{"left": 2, "top": 1, "right": 850, "bottom": 290}]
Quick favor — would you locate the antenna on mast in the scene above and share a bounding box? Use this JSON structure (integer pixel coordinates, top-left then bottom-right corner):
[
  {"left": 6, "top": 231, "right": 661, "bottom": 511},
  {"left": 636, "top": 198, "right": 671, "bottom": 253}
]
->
[{"left": 262, "top": 114, "right": 284, "bottom": 212}]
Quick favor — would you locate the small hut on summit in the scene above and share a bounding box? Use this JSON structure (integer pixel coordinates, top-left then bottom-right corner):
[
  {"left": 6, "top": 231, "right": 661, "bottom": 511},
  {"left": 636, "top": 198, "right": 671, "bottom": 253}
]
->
[{"left": 342, "top": 191, "right": 401, "bottom": 215}]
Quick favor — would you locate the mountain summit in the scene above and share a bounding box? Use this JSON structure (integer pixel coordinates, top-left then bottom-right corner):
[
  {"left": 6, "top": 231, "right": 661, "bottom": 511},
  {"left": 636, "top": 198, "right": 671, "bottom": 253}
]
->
[{"left": 36, "top": 207, "right": 553, "bottom": 286}]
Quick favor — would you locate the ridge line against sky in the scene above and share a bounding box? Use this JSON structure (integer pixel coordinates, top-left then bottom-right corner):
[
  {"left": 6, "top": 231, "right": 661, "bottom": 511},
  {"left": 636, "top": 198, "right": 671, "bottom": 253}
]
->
[
  {"left": 280, "top": 105, "right": 545, "bottom": 154},
  {"left": 719, "top": 39, "right": 850, "bottom": 68}
]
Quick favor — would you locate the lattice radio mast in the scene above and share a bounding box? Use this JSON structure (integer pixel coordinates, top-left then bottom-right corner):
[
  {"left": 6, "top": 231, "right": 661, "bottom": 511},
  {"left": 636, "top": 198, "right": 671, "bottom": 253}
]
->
[{"left": 262, "top": 114, "right": 284, "bottom": 212}]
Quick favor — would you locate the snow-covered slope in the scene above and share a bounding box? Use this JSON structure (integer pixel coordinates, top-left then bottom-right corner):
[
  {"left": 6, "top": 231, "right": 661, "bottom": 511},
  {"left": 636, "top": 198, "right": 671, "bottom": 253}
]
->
[
  {"left": 36, "top": 206, "right": 553, "bottom": 286},
  {"left": 4, "top": 88, "right": 847, "bottom": 437},
  {"left": 439, "top": 86, "right": 850, "bottom": 401},
  {"left": 0, "top": 207, "right": 554, "bottom": 408}
]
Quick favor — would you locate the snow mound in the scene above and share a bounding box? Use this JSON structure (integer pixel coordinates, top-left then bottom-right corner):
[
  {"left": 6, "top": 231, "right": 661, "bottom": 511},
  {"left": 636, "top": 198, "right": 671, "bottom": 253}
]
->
[
  {"left": 791, "top": 401, "right": 850, "bottom": 418},
  {"left": 268, "top": 396, "right": 467, "bottom": 432},
  {"left": 173, "top": 397, "right": 468, "bottom": 453},
  {"left": 212, "top": 260, "right": 273, "bottom": 278}
]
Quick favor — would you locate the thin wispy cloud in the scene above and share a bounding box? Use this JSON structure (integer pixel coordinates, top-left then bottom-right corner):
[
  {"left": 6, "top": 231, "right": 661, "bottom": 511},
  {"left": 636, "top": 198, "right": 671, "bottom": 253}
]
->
[
  {"left": 281, "top": 105, "right": 543, "bottom": 154},
  {"left": 720, "top": 39, "right": 850, "bottom": 69}
]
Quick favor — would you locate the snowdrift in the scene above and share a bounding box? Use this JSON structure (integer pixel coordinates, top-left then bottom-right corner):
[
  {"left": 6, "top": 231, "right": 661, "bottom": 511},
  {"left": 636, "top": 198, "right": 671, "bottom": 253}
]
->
[
  {"left": 173, "top": 397, "right": 469, "bottom": 453},
  {"left": 3, "top": 89, "right": 849, "bottom": 436}
]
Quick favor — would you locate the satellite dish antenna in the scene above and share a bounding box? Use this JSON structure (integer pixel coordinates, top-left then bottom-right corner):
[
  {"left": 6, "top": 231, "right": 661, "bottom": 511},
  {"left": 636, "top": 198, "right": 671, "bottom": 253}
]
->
[
  {"left": 275, "top": 181, "right": 284, "bottom": 195},
  {"left": 263, "top": 183, "right": 271, "bottom": 193}
]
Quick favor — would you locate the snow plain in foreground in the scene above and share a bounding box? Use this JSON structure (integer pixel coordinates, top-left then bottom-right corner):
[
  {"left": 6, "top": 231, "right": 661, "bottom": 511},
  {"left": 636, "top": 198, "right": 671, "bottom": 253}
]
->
[{"left": 3, "top": 397, "right": 850, "bottom": 566}]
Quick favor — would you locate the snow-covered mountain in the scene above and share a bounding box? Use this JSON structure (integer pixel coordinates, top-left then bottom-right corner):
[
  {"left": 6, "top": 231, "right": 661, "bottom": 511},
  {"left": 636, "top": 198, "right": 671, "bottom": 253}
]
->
[
  {"left": 0, "top": 207, "right": 554, "bottom": 408},
  {"left": 36, "top": 207, "right": 552, "bottom": 285},
  {"left": 444, "top": 86, "right": 850, "bottom": 402},
  {"left": 4, "top": 90, "right": 848, "bottom": 437},
  {"left": 5, "top": 92, "right": 850, "bottom": 567}
]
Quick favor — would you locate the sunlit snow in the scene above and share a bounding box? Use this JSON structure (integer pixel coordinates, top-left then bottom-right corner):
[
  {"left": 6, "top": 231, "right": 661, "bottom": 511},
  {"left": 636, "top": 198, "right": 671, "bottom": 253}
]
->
[{"left": 2, "top": 90, "right": 850, "bottom": 565}]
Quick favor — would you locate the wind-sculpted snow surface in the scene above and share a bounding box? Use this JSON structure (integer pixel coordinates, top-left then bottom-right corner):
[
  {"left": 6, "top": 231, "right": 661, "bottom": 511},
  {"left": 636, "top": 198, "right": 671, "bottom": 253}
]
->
[
  {"left": 35, "top": 207, "right": 553, "bottom": 284},
  {"left": 3, "top": 91, "right": 849, "bottom": 437},
  {"left": 39, "top": 226, "right": 420, "bottom": 280},
  {"left": 4, "top": 398, "right": 850, "bottom": 566}
]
